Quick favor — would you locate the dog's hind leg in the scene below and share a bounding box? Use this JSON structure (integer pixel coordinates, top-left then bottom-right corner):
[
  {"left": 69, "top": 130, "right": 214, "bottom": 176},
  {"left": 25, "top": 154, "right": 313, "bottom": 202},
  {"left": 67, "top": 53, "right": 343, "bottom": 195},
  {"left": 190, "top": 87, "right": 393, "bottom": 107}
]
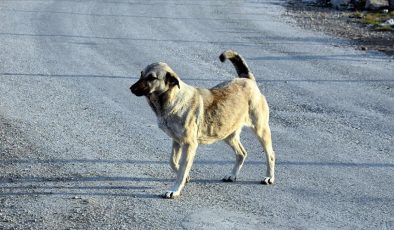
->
[
  {"left": 252, "top": 98, "right": 275, "bottom": 184},
  {"left": 255, "top": 124, "right": 275, "bottom": 184},
  {"left": 257, "top": 126, "right": 275, "bottom": 185},
  {"left": 170, "top": 141, "right": 190, "bottom": 183},
  {"left": 222, "top": 130, "right": 248, "bottom": 182}
]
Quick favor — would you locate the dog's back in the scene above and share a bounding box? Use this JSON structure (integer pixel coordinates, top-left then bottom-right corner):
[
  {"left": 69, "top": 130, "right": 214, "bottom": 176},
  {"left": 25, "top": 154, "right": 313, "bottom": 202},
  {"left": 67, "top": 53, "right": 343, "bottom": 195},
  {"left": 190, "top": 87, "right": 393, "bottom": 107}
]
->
[{"left": 195, "top": 50, "right": 262, "bottom": 144}]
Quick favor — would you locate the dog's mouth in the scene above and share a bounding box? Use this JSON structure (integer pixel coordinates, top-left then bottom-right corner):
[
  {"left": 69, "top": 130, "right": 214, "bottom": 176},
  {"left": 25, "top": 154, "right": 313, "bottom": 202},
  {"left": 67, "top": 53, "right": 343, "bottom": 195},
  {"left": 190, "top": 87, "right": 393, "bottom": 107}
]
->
[
  {"left": 132, "top": 90, "right": 145, "bottom": 97},
  {"left": 130, "top": 84, "right": 150, "bottom": 97}
]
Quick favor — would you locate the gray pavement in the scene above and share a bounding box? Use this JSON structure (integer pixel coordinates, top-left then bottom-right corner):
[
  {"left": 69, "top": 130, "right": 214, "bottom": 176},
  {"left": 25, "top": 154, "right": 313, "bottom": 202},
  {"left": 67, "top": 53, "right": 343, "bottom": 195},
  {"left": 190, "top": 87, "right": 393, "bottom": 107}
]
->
[{"left": 0, "top": 0, "right": 393, "bottom": 229}]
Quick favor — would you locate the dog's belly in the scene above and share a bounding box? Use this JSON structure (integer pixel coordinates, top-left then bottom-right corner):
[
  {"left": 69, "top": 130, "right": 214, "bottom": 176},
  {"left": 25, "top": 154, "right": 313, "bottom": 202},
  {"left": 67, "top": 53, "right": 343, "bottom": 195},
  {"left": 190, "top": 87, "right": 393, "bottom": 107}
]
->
[
  {"left": 197, "top": 129, "right": 236, "bottom": 145},
  {"left": 197, "top": 135, "right": 223, "bottom": 145},
  {"left": 197, "top": 119, "right": 251, "bottom": 145}
]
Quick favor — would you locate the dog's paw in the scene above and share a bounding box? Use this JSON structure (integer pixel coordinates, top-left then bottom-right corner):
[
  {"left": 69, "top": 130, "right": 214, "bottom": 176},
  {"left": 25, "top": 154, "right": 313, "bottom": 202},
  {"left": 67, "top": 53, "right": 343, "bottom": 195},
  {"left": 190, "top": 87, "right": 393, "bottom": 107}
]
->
[
  {"left": 186, "top": 175, "right": 191, "bottom": 183},
  {"left": 261, "top": 177, "right": 274, "bottom": 185},
  {"left": 222, "top": 175, "right": 237, "bottom": 182},
  {"left": 161, "top": 191, "right": 180, "bottom": 199}
]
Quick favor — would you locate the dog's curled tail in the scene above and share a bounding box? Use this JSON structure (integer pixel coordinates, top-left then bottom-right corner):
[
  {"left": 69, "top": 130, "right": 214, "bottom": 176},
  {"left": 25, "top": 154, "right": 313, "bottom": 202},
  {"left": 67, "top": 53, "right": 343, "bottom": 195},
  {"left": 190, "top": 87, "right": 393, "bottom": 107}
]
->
[{"left": 219, "top": 50, "right": 255, "bottom": 80}]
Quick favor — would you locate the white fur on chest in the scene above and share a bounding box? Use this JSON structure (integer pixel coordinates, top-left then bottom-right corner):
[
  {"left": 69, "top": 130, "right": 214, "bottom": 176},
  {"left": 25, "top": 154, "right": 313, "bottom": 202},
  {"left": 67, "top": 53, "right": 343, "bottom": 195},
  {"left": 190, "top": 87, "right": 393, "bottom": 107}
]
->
[{"left": 157, "top": 115, "right": 185, "bottom": 141}]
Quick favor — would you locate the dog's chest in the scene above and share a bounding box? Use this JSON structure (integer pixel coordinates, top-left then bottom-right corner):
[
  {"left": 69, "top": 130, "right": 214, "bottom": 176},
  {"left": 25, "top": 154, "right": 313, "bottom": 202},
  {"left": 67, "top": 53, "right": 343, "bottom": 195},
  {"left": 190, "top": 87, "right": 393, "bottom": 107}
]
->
[{"left": 157, "top": 116, "right": 184, "bottom": 140}]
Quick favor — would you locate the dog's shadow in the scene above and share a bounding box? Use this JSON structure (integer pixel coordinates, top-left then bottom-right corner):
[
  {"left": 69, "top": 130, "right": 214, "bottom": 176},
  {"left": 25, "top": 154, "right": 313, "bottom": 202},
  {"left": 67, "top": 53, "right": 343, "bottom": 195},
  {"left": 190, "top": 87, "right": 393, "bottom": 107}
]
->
[
  {"left": 1, "top": 158, "right": 392, "bottom": 199},
  {"left": 192, "top": 179, "right": 261, "bottom": 185},
  {"left": 0, "top": 174, "right": 261, "bottom": 199}
]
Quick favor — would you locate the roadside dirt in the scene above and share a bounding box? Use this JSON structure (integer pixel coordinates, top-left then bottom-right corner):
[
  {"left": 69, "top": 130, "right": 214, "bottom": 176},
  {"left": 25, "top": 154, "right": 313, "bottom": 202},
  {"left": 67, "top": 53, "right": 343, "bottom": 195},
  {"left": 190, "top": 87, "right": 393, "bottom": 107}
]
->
[{"left": 285, "top": 0, "right": 394, "bottom": 56}]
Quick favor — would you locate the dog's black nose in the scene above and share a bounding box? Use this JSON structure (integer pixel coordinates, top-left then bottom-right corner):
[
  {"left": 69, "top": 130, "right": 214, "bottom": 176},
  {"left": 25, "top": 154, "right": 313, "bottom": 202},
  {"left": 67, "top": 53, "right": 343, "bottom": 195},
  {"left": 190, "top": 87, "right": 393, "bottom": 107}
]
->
[
  {"left": 130, "top": 84, "right": 136, "bottom": 94},
  {"left": 130, "top": 83, "right": 144, "bottom": 96}
]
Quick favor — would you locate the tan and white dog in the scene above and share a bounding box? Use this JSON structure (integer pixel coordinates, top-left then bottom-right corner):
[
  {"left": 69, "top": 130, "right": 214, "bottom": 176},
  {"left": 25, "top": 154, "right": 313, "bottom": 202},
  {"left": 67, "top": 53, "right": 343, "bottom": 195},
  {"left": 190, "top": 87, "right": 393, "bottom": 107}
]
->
[{"left": 130, "top": 50, "right": 275, "bottom": 199}]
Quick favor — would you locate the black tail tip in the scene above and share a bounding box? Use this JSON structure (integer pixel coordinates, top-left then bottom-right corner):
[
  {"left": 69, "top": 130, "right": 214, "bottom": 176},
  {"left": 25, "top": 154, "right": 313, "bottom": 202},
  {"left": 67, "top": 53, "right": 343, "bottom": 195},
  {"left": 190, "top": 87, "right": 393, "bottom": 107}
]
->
[{"left": 219, "top": 53, "right": 226, "bottom": 62}]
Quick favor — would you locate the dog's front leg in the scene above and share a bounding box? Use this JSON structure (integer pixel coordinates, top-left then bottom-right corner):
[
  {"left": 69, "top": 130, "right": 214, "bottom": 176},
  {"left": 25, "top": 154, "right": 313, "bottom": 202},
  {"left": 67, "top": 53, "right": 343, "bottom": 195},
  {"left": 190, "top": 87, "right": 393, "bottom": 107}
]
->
[
  {"left": 163, "top": 142, "right": 197, "bottom": 199},
  {"left": 170, "top": 141, "right": 182, "bottom": 173},
  {"left": 170, "top": 141, "right": 191, "bottom": 183}
]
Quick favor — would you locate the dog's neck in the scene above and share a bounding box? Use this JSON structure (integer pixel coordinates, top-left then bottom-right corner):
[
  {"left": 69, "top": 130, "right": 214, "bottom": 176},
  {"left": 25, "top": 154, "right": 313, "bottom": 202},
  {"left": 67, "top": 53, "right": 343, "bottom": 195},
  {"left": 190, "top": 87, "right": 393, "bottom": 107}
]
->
[
  {"left": 147, "top": 92, "right": 168, "bottom": 116},
  {"left": 147, "top": 81, "right": 191, "bottom": 117}
]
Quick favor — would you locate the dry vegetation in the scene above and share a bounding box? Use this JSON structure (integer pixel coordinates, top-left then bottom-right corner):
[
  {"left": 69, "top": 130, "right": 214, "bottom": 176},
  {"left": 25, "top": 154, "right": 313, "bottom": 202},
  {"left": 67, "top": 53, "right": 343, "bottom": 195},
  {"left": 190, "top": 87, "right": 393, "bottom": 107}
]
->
[{"left": 285, "top": 0, "right": 394, "bottom": 55}]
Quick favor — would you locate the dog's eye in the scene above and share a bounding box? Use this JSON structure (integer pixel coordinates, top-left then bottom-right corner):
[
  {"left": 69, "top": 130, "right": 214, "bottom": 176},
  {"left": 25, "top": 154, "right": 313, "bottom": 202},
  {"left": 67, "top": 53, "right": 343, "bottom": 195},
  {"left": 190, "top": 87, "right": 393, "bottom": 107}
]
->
[{"left": 146, "top": 75, "right": 156, "bottom": 81}]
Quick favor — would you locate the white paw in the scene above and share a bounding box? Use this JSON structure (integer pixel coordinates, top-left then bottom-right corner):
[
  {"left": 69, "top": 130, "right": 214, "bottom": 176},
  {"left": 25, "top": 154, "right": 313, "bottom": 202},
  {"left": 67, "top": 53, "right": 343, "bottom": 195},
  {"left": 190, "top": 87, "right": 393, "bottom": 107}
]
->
[
  {"left": 186, "top": 175, "right": 191, "bottom": 183},
  {"left": 222, "top": 175, "right": 237, "bottom": 182},
  {"left": 261, "top": 177, "right": 274, "bottom": 185},
  {"left": 162, "top": 190, "right": 180, "bottom": 199}
]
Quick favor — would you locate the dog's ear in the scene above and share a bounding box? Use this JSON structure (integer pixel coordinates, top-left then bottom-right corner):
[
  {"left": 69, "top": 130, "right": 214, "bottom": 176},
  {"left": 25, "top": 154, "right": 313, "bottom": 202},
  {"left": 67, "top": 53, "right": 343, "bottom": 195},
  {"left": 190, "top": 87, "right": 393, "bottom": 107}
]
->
[{"left": 165, "top": 72, "right": 180, "bottom": 89}]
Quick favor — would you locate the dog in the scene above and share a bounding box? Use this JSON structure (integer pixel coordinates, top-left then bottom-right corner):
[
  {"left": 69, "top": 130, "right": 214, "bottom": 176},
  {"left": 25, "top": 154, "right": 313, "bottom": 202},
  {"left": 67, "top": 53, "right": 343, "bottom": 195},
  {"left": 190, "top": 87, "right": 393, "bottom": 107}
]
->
[{"left": 130, "top": 50, "right": 275, "bottom": 199}]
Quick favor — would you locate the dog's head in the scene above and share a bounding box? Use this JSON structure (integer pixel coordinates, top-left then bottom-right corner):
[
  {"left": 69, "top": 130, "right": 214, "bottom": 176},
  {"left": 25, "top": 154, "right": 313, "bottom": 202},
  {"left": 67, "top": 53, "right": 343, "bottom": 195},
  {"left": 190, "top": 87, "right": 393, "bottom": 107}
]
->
[{"left": 130, "top": 62, "right": 180, "bottom": 97}]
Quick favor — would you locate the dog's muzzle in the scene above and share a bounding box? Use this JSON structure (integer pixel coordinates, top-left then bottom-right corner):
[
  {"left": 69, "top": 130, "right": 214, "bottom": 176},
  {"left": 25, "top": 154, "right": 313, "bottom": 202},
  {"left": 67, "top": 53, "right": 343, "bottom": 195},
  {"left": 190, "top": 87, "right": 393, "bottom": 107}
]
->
[{"left": 130, "top": 81, "right": 148, "bottom": 97}]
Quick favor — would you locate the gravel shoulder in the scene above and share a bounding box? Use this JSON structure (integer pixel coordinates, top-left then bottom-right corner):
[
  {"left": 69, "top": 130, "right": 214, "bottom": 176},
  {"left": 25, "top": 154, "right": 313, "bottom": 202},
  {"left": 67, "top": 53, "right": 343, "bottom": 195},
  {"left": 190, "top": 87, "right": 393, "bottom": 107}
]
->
[{"left": 285, "top": 0, "right": 394, "bottom": 56}]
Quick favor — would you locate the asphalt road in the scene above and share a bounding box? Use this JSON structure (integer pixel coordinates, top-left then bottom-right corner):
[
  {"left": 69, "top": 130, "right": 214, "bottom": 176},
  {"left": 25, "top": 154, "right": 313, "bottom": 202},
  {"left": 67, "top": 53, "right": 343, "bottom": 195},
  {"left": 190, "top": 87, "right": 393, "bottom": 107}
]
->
[{"left": 0, "top": 0, "right": 393, "bottom": 229}]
